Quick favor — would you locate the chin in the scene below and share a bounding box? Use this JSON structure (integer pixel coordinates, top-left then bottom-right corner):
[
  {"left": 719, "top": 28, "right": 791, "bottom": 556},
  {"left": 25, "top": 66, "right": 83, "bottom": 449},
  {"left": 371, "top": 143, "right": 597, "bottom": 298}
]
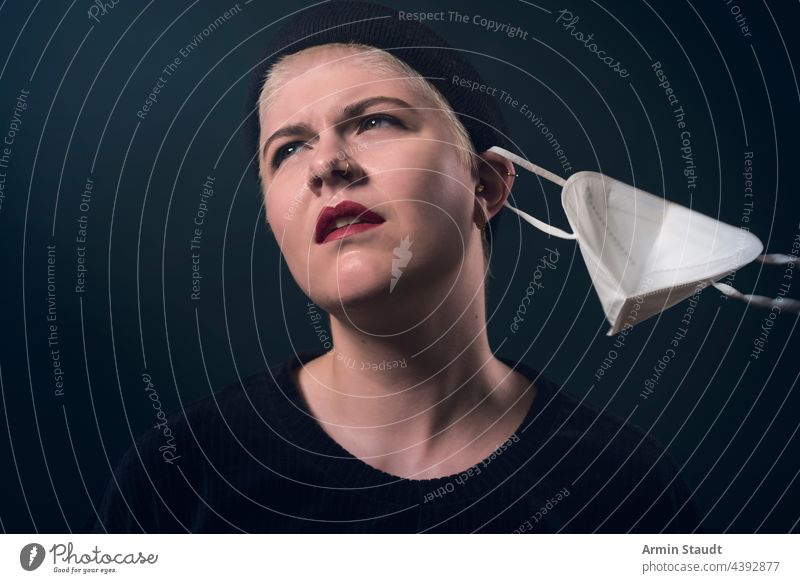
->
[{"left": 315, "top": 252, "right": 394, "bottom": 310}]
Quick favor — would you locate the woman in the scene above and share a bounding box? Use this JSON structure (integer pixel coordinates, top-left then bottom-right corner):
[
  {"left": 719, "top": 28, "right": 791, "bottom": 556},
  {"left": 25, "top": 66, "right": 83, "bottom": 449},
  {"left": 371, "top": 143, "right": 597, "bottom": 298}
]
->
[{"left": 85, "top": 1, "right": 702, "bottom": 533}]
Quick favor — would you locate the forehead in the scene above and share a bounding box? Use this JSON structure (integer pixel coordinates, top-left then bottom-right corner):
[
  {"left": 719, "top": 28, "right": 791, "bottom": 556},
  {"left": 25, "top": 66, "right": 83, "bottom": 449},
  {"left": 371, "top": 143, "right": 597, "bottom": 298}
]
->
[{"left": 259, "top": 48, "right": 425, "bottom": 130}]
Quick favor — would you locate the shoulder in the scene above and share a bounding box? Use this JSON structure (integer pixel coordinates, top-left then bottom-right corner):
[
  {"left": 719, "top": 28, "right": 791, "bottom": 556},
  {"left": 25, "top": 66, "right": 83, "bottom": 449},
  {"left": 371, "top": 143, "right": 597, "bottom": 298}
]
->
[
  {"left": 522, "top": 369, "right": 702, "bottom": 532},
  {"left": 164, "top": 352, "right": 306, "bottom": 437},
  {"left": 146, "top": 359, "right": 300, "bottom": 467},
  {"left": 84, "top": 357, "right": 298, "bottom": 533},
  {"left": 533, "top": 374, "right": 673, "bottom": 466}
]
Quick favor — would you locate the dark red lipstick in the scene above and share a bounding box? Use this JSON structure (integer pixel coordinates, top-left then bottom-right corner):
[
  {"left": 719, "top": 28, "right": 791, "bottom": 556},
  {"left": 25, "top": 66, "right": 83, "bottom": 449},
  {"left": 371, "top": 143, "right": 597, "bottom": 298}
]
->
[{"left": 315, "top": 200, "right": 385, "bottom": 244}]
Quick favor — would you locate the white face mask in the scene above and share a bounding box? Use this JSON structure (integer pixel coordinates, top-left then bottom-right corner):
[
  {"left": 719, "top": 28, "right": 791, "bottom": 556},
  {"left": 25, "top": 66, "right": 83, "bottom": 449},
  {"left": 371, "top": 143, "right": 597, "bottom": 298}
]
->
[{"left": 489, "top": 147, "right": 800, "bottom": 335}]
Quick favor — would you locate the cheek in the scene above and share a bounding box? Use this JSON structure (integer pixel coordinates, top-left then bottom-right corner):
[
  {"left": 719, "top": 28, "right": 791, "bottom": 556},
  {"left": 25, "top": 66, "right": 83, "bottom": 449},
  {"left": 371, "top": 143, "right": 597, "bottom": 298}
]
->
[
  {"left": 406, "top": 171, "right": 473, "bottom": 233},
  {"left": 262, "top": 188, "right": 317, "bottom": 277},
  {"left": 264, "top": 180, "right": 313, "bottom": 232},
  {"left": 384, "top": 142, "right": 471, "bottom": 213},
  {"left": 396, "top": 198, "right": 472, "bottom": 266}
]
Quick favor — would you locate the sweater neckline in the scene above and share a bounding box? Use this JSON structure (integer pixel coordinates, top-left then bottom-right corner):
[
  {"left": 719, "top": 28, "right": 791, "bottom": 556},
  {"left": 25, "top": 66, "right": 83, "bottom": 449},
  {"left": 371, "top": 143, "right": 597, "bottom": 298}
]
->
[{"left": 269, "top": 347, "right": 563, "bottom": 504}]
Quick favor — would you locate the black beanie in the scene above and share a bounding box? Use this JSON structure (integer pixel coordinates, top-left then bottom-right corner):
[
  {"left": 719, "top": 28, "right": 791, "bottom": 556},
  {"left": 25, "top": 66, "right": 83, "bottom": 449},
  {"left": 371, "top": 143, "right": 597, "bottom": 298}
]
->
[{"left": 243, "top": 0, "right": 515, "bottom": 174}]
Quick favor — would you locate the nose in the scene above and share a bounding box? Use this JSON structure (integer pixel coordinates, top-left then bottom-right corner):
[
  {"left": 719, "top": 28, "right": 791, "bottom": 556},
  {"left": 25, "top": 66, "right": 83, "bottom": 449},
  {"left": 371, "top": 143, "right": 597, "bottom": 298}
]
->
[{"left": 307, "top": 135, "right": 357, "bottom": 190}]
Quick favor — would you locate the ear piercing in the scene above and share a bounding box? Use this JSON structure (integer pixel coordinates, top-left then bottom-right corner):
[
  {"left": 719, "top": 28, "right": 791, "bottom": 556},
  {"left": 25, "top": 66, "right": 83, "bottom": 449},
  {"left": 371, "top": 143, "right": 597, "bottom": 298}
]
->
[{"left": 477, "top": 174, "right": 515, "bottom": 193}]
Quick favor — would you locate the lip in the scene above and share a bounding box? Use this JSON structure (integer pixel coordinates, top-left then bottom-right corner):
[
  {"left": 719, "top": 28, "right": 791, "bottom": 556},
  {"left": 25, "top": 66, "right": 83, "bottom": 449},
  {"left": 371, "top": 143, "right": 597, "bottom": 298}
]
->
[{"left": 315, "top": 200, "right": 385, "bottom": 244}]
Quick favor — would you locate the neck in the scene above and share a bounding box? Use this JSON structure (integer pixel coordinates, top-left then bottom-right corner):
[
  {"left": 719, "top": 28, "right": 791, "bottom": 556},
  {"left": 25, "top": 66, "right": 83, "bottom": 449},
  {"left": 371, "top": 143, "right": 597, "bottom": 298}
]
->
[
  {"left": 327, "top": 280, "right": 496, "bottom": 406},
  {"left": 303, "top": 249, "right": 529, "bottom": 446}
]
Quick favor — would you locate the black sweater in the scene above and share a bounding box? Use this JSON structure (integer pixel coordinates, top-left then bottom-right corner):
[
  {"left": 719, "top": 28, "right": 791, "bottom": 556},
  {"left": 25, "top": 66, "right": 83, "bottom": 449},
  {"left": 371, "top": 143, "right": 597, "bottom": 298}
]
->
[{"left": 82, "top": 349, "right": 703, "bottom": 533}]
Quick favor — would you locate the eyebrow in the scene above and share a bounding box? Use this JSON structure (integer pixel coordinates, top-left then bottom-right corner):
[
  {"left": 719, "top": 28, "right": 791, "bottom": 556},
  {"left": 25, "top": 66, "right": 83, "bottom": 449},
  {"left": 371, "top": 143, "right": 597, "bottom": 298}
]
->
[{"left": 260, "top": 96, "right": 417, "bottom": 160}]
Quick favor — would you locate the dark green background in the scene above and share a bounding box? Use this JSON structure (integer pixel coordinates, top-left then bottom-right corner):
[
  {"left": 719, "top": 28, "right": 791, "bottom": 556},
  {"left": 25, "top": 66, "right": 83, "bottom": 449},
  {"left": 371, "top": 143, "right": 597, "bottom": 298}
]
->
[{"left": 0, "top": 0, "right": 798, "bottom": 532}]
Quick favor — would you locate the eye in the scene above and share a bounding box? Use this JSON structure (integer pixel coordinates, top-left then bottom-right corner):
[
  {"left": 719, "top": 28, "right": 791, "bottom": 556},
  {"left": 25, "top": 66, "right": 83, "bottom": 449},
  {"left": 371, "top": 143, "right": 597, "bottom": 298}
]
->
[
  {"left": 357, "top": 114, "right": 401, "bottom": 133},
  {"left": 271, "top": 141, "right": 307, "bottom": 169}
]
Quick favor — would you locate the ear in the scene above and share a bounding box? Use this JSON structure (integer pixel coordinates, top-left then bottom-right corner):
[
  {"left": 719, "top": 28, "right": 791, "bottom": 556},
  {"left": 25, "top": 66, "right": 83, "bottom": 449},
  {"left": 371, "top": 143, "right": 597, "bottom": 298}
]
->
[{"left": 474, "top": 149, "right": 515, "bottom": 222}]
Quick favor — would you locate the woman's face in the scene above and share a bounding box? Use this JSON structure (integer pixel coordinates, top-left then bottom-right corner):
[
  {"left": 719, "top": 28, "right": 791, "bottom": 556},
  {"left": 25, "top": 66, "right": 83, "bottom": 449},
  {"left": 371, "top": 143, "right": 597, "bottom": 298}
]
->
[{"left": 258, "top": 47, "right": 481, "bottom": 318}]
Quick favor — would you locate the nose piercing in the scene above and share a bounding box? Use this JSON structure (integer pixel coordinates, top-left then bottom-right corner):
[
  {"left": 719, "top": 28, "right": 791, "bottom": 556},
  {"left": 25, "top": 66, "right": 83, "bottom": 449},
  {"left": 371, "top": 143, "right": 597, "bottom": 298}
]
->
[{"left": 311, "top": 158, "right": 351, "bottom": 184}]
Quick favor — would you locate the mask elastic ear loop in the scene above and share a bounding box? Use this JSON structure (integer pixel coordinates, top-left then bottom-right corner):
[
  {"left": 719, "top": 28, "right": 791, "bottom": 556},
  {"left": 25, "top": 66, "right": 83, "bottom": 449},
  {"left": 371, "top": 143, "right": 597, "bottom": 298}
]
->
[
  {"left": 711, "top": 252, "right": 800, "bottom": 313},
  {"left": 487, "top": 146, "right": 577, "bottom": 241},
  {"left": 711, "top": 282, "right": 800, "bottom": 313},
  {"left": 758, "top": 253, "right": 797, "bottom": 266},
  {"left": 487, "top": 146, "right": 567, "bottom": 187}
]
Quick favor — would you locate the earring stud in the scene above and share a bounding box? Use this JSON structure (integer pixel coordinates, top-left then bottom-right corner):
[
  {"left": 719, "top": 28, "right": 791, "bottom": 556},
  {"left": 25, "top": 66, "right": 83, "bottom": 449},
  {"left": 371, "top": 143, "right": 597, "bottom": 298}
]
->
[
  {"left": 507, "top": 172, "right": 518, "bottom": 177},
  {"left": 477, "top": 183, "right": 485, "bottom": 192}
]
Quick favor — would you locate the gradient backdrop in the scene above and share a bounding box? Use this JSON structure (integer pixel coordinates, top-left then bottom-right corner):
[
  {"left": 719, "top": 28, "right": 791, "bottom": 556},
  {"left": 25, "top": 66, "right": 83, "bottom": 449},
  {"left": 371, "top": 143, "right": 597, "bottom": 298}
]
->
[{"left": 0, "top": 0, "right": 798, "bottom": 532}]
